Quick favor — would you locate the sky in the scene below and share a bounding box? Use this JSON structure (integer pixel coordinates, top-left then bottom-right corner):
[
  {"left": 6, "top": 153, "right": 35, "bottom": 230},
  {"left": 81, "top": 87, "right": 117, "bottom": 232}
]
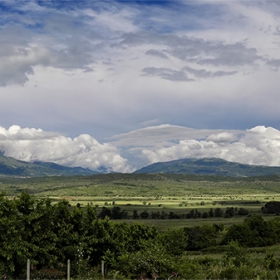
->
[{"left": 1, "top": 0, "right": 280, "bottom": 172}]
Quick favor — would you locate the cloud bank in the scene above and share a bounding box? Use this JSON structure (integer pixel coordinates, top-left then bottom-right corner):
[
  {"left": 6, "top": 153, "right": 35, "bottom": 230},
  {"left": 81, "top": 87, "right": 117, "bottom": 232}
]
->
[
  {"left": 1, "top": 125, "right": 280, "bottom": 173},
  {"left": 113, "top": 124, "right": 280, "bottom": 168},
  {"left": 0, "top": 125, "right": 131, "bottom": 173}
]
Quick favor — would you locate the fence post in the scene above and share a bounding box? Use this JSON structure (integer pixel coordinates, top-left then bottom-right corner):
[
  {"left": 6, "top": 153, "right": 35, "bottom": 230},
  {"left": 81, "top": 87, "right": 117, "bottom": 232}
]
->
[
  {"left": 26, "top": 259, "right": 30, "bottom": 280},
  {"left": 101, "top": 261, "right": 105, "bottom": 278},
  {"left": 67, "top": 259, "right": 70, "bottom": 280}
]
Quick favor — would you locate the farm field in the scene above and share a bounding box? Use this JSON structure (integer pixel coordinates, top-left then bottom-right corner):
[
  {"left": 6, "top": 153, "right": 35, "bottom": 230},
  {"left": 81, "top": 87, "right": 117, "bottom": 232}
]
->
[{"left": 1, "top": 173, "right": 280, "bottom": 228}]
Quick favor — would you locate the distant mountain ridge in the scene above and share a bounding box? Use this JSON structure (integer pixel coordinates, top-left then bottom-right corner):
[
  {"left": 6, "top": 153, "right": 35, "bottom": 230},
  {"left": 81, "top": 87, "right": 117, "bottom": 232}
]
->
[
  {"left": 134, "top": 158, "right": 280, "bottom": 177},
  {"left": 0, "top": 154, "right": 99, "bottom": 177}
]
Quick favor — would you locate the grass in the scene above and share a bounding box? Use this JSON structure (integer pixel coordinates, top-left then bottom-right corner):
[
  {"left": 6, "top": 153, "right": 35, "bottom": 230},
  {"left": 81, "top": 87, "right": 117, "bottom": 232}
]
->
[{"left": 2, "top": 173, "right": 280, "bottom": 229}]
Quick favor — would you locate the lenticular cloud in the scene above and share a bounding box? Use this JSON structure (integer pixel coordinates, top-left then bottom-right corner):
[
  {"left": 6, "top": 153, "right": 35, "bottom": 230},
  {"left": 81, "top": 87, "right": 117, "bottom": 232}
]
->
[
  {"left": 0, "top": 125, "right": 131, "bottom": 173},
  {"left": 138, "top": 126, "right": 280, "bottom": 167}
]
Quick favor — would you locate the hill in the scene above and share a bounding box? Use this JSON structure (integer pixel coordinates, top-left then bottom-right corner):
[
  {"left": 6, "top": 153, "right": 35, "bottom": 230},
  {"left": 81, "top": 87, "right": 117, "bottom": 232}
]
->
[
  {"left": 134, "top": 158, "right": 280, "bottom": 177},
  {"left": 0, "top": 154, "right": 99, "bottom": 177}
]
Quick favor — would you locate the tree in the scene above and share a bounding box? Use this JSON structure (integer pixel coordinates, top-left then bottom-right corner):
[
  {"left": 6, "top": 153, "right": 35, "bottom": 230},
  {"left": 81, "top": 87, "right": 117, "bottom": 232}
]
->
[
  {"left": 98, "top": 206, "right": 111, "bottom": 219},
  {"left": 184, "top": 225, "right": 216, "bottom": 251},
  {"left": 133, "top": 210, "right": 139, "bottom": 219},
  {"left": 222, "top": 223, "right": 252, "bottom": 247},
  {"left": 262, "top": 201, "right": 280, "bottom": 214},
  {"left": 140, "top": 210, "right": 149, "bottom": 219},
  {"left": 111, "top": 206, "right": 123, "bottom": 219},
  {"left": 224, "top": 207, "right": 235, "bottom": 218},
  {"left": 0, "top": 192, "right": 28, "bottom": 278},
  {"left": 222, "top": 215, "right": 278, "bottom": 247},
  {"left": 159, "top": 228, "right": 187, "bottom": 255},
  {"left": 237, "top": 207, "right": 249, "bottom": 216},
  {"left": 214, "top": 207, "right": 223, "bottom": 217}
]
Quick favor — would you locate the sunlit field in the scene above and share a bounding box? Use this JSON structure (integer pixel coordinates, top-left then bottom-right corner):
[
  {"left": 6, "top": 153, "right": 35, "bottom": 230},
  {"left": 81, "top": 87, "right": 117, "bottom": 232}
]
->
[{"left": 1, "top": 173, "right": 280, "bottom": 229}]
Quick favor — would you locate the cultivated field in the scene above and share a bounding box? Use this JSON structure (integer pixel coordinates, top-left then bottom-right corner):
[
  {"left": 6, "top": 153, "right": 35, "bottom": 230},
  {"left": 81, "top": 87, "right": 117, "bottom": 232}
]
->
[{"left": 1, "top": 173, "right": 280, "bottom": 228}]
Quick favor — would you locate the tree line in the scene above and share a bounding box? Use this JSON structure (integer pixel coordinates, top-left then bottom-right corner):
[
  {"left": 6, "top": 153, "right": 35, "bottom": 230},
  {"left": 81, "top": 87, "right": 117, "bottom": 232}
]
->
[{"left": 98, "top": 205, "right": 249, "bottom": 220}]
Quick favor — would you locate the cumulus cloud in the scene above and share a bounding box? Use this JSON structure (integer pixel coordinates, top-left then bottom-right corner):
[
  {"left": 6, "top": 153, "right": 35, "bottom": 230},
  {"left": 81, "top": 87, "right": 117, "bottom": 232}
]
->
[
  {"left": 0, "top": 125, "right": 132, "bottom": 173},
  {"left": 112, "top": 125, "right": 280, "bottom": 168},
  {"left": 2, "top": 124, "right": 280, "bottom": 172}
]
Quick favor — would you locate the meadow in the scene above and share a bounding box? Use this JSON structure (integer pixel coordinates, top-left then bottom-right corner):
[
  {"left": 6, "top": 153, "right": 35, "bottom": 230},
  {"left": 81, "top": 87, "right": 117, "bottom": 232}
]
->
[{"left": 1, "top": 173, "right": 280, "bottom": 228}]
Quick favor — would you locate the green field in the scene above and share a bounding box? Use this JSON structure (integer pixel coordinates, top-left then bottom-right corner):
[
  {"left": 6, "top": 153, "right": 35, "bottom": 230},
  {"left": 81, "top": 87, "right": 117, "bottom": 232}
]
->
[{"left": 1, "top": 173, "right": 280, "bottom": 228}]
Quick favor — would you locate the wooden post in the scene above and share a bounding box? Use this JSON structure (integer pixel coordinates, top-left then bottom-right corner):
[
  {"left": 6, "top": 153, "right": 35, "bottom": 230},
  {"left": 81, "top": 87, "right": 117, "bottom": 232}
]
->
[
  {"left": 26, "top": 259, "right": 30, "bottom": 280},
  {"left": 101, "top": 261, "right": 105, "bottom": 278},
  {"left": 67, "top": 259, "right": 70, "bottom": 280}
]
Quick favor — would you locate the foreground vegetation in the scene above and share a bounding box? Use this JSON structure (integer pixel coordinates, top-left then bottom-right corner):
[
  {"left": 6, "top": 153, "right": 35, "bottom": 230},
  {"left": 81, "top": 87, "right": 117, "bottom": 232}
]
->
[
  {"left": 2, "top": 174, "right": 280, "bottom": 279},
  {"left": 2, "top": 191, "right": 280, "bottom": 279}
]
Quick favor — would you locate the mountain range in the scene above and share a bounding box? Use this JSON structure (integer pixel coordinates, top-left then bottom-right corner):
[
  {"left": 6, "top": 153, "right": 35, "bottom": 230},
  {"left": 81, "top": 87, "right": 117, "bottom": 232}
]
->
[
  {"left": 134, "top": 157, "right": 280, "bottom": 177},
  {"left": 1, "top": 154, "right": 280, "bottom": 177},
  {"left": 0, "top": 154, "right": 99, "bottom": 177}
]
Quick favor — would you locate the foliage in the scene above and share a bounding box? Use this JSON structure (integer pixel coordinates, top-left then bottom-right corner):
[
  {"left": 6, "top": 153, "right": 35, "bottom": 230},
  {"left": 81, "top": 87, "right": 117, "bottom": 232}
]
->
[
  {"left": 184, "top": 224, "right": 217, "bottom": 250},
  {"left": 158, "top": 228, "right": 187, "bottom": 255},
  {"left": 3, "top": 192, "right": 280, "bottom": 279},
  {"left": 115, "top": 240, "right": 201, "bottom": 279},
  {"left": 262, "top": 201, "right": 280, "bottom": 214},
  {"left": 222, "top": 215, "right": 280, "bottom": 247}
]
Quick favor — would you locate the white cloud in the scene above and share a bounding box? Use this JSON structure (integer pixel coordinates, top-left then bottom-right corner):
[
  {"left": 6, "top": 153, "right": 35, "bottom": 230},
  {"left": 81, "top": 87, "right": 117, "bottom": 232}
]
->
[
  {"left": 0, "top": 0, "right": 280, "bottom": 151},
  {"left": 84, "top": 8, "right": 139, "bottom": 33},
  {"left": 112, "top": 125, "right": 280, "bottom": 168},
  {"left": 2, "top": 124, "right": 280, "bottom": 172},
  {"left": 0, "top": 125, "right": 132, "bottom": 173},
  {"left": 206, "top": 132, "right": 237, "bottom": 143}
]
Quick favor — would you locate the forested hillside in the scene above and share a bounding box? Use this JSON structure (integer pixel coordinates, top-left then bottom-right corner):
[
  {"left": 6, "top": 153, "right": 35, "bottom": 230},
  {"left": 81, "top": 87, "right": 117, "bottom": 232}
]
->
[
  {"left": 135, "top": 158, "right": 280, "bottom": 177},
  {"left": 0, "top": 154, "right": 98, "bottom": 176}
]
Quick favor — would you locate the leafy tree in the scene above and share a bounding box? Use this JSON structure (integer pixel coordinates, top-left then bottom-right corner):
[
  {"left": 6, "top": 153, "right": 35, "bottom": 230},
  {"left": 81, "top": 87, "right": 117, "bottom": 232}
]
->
[
  {"left": 159, "top": 228, "right": 187, "bottom": 255},
  {"left": 0, "top": 193, "right": 28, "bottom": 278},
  {"left": 115, "top": 240, "right": 176, "bottom": 279},
  {"left": 214, "top": 207, "right": 223, "bottom": 217},
  {"left": 111, "top": 206, "right": 123, "bottom": 219},
  {"left": 208, "top": 208, "right": 214, "bottom": 217},
  {"left": 98, "top": 206, "right": 111, "bottom": 219},
  {"left": 222, "top": 215, "right": 278, "bottom": 247},
  {"left": 115, "top": 239, "right": 202, "bottom": 279},
  {"left": 224, "top": 207, "right": 235, "bottom": 218},
  {"left": 133, "top": 210, "right": 139, "bottom": 219},
  {"left": 262, "top": 201, "right": 280, "bottom": 214},
  {"left": 222, "top": 223, "right": 252, "bottom": 246},
  {"left": 184, "top": 225, "right": 217, "bottom": 251},
  {"left": 168, "top": 211, "right": 180, "bottom": 219},
  {"left": 140, "top": 210, "right": 149, "bottom": 219},
  {"left": 237, "top": 207, "right": 249, "bottom": 216},
  {"left": 202, "top": 212, "right": 209, "bottom": 218}
]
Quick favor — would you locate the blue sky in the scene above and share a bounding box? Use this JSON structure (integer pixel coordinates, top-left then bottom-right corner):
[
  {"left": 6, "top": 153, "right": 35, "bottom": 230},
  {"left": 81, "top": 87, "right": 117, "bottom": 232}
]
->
[{"left": 1, "top": 0, "right": 280, "bottom": 172}]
